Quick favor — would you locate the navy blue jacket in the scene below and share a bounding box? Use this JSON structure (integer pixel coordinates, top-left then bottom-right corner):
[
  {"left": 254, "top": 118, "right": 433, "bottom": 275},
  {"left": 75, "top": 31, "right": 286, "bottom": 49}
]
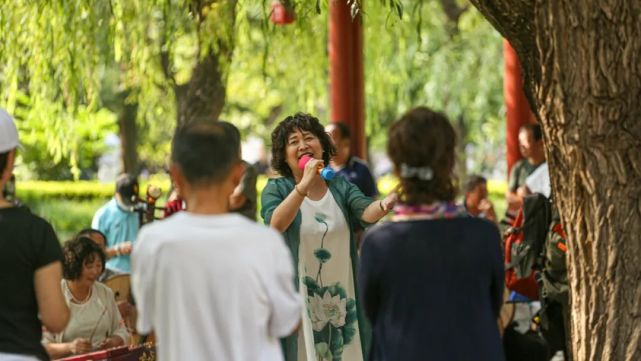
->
[{"left": 359, "top": 217, "right": 505, "bottom": 361}]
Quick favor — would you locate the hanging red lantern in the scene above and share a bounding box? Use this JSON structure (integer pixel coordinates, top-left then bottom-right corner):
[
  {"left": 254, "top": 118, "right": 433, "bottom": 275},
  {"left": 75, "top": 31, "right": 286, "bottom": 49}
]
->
[{"left": 271, "top": 1, "right": 295, "bottom": 25}]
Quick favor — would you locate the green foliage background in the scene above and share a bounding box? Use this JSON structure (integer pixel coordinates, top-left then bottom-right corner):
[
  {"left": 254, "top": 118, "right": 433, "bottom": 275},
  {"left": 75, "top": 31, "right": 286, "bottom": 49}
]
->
[
  {"left": 2, "top": 1, "right": 507, "bottom": 240},
  {"left": 1, "top": 0, "right": 504, "bottom": 180}
]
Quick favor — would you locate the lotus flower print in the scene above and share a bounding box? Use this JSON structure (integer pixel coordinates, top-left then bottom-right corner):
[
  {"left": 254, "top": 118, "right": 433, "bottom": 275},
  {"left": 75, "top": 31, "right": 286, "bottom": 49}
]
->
[{"left": 309, "top": 290, "right": 347, "bottom": 331}]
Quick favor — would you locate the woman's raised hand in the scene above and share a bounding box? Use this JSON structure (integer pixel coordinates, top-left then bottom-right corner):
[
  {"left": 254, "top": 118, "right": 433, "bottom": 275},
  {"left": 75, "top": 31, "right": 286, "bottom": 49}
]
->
[{"left": 299, "top": 158, "right": 323, "bottom": 193}]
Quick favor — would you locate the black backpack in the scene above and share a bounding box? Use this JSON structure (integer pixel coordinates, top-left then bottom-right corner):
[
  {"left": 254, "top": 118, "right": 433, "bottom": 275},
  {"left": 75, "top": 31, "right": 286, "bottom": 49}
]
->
[{"left": 504, "top": 194, "right": 553, "bottom": 299}]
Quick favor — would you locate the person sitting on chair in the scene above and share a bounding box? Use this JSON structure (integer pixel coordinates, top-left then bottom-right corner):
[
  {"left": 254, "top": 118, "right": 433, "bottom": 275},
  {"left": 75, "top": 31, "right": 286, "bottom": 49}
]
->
[
  {"left": 44, "top": 237, "right": 129, "bottom": 359},
  {"left": 74, "top": 228, "right": 135, "bottom": 322},
  {"left": 463, "top": 174, "right": 497, "bottom": 223},
  {"left": 74, "top": 228, "right": 117, "bottom": 282}
]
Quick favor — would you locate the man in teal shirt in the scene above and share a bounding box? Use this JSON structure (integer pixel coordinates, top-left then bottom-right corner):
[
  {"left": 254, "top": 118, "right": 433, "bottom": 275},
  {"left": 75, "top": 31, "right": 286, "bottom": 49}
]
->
[{"left": 92, "top": 174, "right": 140, "bottom": 274}]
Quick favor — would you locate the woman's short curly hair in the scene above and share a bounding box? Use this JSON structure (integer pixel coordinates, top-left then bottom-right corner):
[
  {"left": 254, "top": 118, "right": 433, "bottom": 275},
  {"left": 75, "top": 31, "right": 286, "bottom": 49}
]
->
[
  {"left": 63, "top": 236, "right": 106, "bottom": 280},
  {"left": 270, "top": 113, "right": 336, "bottom": 178},
  {"left": 387, "top": 106, "right": 458, "bottom": 204}
]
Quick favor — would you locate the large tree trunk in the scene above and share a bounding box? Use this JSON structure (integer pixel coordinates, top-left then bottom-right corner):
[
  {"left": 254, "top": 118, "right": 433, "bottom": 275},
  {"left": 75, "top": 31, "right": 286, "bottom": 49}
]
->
[
  {"left": 171, "top": 0, "right": 237, "bottom": 126},
  {"left": 470, "top": 1, "right": 641, "bottom": 360},
  {"left": 118, "top": 96, "right": 138, "bottom": 174},
  {"left": 174, "top": 49, "right": 230, "bottom": 126}
]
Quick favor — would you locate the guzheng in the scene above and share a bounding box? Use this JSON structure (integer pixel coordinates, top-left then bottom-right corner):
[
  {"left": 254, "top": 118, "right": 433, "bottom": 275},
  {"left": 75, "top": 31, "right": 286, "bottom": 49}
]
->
[{"left": 54, "top": 343, "right": 155, "bottom": 361}]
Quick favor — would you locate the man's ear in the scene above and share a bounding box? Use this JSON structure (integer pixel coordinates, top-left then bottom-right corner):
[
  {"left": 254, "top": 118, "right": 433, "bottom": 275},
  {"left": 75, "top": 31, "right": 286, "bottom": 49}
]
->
[
  {"left": 169, "top": 164, "right": 185, "bottom": 198},
  {"left": 1, "top": 150, "right": 15, "bottom": 185},
  {"left": 231, "top": 161, "right": 245, "bottom": 187}
]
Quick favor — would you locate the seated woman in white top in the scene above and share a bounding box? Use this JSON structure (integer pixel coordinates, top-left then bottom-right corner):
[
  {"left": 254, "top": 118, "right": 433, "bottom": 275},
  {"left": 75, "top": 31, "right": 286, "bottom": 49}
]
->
[{"left": 43, "top": 237, "right": 129, "bottom": 358}]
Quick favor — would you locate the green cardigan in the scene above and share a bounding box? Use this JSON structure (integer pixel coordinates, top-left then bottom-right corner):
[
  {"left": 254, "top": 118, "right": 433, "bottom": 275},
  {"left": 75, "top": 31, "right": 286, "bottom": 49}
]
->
[{"left": 261, "top": 176, "right": 373, "bottom": 361}]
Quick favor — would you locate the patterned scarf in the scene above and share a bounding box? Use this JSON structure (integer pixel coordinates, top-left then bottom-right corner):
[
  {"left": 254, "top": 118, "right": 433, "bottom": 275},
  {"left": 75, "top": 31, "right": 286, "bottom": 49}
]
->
[{"left": 392, "top": 201, "right": 468, "bottom": 221}]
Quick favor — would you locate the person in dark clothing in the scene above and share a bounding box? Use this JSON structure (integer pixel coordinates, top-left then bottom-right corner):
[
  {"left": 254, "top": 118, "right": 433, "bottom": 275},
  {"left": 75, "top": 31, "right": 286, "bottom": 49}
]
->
[
  {"left": 0, "top": 108, "right": 69, "bottom": 360},
  {"left": 325, "top": 122, "right": 379, "bottom": 197},
  {"left": 358, "top": 106, "right": 505, "bottom": 361}
]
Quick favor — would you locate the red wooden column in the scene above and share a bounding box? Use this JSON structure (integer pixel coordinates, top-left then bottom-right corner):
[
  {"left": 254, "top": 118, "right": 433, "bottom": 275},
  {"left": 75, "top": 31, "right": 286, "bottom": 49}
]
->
[
  {"left": 504, "top": 40, "right": 534, "bottom": 175},
  {"left": 329, "top": 0, "right": 366, "bottom": 159}
]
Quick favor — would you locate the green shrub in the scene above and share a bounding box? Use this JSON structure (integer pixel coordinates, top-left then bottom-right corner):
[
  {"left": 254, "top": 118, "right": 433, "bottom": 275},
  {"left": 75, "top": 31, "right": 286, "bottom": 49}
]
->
[
  {"left": 17, "top": 177, "right": 509, "bottom": 242},
  {"left": 15, "top": 177, "right": 172, "bottom": 242},
  {"left": 15, "top": 178, "right": 172, "bottom": 202},
  {"left": 23, "top": 198, "right": 106, "bottom": 243},
  {"left": 17, "top": 181, "right": 113, "bottom": 202}
]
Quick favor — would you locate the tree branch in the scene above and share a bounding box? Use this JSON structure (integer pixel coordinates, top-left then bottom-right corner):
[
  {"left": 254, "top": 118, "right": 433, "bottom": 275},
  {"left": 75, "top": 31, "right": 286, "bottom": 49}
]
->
[
  {"left": 159, "top": 6, "right": 177, "bottom": 88},
  {"left": 470, "top": 0, "right": 541, "bottom": 112},
  {"left": 469, "top": 0, "right": 536, "bottom": 66}
]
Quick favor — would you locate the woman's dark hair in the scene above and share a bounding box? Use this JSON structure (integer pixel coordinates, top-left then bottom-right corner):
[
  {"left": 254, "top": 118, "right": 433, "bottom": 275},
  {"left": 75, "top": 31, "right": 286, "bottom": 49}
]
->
[
  {"left": 270, "top": 113, "right": 336, "bottom": 178},
  {"left": 387, "top": 106, "right": 458, "bottom": 204},
  {"left": 63, "top": 236, "right": 106, "bottom": 280}
]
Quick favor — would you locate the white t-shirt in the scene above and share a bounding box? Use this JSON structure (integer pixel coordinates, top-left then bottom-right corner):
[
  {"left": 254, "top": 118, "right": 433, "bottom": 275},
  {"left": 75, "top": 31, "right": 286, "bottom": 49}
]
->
[
  {"left": 525, "top": 162, "right": 551, "bottom": 198},
  {"left": 132, "top": 212, "right": 301, "bottom": 361},
  {"left": 297, "top": 190, "right": 363, "bottom": 361}
]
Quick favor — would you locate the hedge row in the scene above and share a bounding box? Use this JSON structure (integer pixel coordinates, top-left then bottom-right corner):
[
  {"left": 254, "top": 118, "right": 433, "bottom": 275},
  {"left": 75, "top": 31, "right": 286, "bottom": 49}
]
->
[
  {"left": 16, "top": 180, "right": 172, "bottom": 202},
  {"left": 16, "top": 181, "right": 114, "bottom": 201},
  {"left": 15, "top": 176, "right": 507, "bottom": 202}
]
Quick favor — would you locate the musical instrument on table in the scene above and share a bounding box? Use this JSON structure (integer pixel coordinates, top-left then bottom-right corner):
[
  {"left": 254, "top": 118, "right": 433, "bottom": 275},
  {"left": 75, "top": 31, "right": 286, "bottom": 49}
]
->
[
  {"left": 54, "top": 343, "right": 155, "bottom": 361},
  {"left": 103, "top": 275, "right": 131, "bottom": 304},
  {"left": 103, "top": 274, "right": 140, "bottom": 344}
]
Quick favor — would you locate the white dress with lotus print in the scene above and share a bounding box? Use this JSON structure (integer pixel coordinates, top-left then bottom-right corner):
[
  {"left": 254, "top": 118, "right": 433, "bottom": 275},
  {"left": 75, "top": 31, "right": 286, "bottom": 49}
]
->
[{"left": 298, "top": 190, "right": 363, "bottom": 361}]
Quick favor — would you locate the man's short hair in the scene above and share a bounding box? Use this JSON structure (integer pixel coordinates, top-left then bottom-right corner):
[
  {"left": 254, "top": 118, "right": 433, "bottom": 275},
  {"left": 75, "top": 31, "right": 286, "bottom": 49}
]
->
[
  {"left": 463, "top": 174, "right": 487, "bottom": 194},
  {"left": 116, "top": 174, "right": 139, "bottom": 204},
  {"left": 171, "top": 121, "right": 241, "bottom": 186},
  {"left": 520, "top": 123, "right": 542, "bottom": 141},
  {"left": 331, "top": 122, "right": 351, "bottom": 140}
]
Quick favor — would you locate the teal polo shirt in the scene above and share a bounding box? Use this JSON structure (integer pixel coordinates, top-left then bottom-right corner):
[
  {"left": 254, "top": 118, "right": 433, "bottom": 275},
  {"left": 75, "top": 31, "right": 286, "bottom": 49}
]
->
[{"left": 91, "top": 198, "right": 140, "bottom": 273}]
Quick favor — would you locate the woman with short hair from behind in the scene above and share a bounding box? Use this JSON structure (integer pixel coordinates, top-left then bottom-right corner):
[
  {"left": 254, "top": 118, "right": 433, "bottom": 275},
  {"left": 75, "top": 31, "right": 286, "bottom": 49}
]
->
[{"left": 358, "top": 106, "right": 505, "bottom": 361}]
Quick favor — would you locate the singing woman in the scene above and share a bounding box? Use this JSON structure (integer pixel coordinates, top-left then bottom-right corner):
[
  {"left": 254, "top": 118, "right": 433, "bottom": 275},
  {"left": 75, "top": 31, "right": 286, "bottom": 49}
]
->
[{"left": 261, "top": 113, "right": 397, "bottom": 361}]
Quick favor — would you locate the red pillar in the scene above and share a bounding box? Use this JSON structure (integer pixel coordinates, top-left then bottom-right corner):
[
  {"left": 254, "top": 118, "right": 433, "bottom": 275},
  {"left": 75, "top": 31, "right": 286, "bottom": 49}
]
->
[
  {"left": 329, "top": 1, "right": 366, "bottom": 159},
  {"left": 504, "top": 40, "right": 534, "bottom": 175}
]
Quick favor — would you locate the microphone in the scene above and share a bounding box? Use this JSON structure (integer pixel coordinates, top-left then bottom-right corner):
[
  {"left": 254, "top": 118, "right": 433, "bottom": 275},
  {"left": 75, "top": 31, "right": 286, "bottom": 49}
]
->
[{"left": 298, "top": 155, "right": 335, "bottom": 180}]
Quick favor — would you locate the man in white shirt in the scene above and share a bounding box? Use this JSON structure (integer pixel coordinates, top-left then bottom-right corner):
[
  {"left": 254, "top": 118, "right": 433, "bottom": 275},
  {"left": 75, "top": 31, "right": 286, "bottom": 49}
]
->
[
  {"left": 525, "top": 162, "right": 551, "bottom": 198},
  {"left": 132, "top": 121, "right": 301, "bottom": 361}
]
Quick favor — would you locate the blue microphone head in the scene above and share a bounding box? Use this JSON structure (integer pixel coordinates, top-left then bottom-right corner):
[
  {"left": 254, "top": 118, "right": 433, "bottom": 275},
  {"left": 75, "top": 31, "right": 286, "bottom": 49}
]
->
[{"left": 320, "top": 167, "right": 335, "bottom": 180}]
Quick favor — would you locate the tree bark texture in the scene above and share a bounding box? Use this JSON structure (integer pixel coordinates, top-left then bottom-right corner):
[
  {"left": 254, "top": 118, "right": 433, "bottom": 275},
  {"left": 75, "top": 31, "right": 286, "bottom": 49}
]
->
[
  {"left": 175, "top": 47, "right": 230, "bottom": 126},
  {"left": 118, "top": 98, "right": 139, "bottom": 175},
  {"left": 172, "top": 0, "right": 237, "bottom": 126},
  {"left": 470, "top": 1, "right": 641, "bottom": 360}
]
